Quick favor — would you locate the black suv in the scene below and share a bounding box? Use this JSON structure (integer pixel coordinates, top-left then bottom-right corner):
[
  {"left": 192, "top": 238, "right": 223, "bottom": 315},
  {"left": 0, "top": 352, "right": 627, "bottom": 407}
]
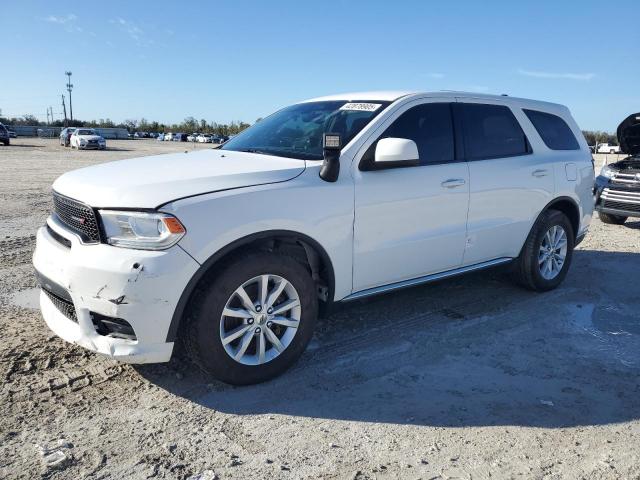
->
[
  {"left": 0, "top": 123, "right": 9, "bottom": 146},
  {"left": 595, "top": 112, "right": 640, "bottom": 224}
]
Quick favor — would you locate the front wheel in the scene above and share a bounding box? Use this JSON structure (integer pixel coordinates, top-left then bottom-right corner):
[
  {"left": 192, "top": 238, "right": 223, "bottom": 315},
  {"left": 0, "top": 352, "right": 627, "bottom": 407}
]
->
[
  {"left": 599, "top": 212, "right": 627, "bottom": 224},
  {"left": 183, "top": 252, "right": 318, "bottom": 385},
  {"left": 511, "top": 209, "right": 574, "bottom": 291}
]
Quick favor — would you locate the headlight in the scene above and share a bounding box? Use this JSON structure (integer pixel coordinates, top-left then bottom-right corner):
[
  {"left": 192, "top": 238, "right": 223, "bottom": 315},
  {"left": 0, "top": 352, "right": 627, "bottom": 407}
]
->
[
  {"left": 99, "top": 210, "right": 186, "bottom": 250},
  {"left": 599, "top": 164, "right": 616, "bottom": 179}
]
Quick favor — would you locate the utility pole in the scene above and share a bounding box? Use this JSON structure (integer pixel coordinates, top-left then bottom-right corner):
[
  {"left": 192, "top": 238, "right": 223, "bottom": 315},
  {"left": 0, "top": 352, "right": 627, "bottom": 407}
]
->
[
  {"left": 46, "top": 108, "right": 50, "bottom": 125},
  {"left": 65, "top": 71, "right": 73, "bottom": 123},
  {"left": 61, "top": 94, "right": 68, "bottom": 127}
]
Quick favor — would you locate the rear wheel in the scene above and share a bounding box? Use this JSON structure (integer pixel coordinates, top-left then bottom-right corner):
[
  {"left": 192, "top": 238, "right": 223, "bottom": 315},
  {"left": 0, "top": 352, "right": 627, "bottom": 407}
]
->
[
  {"left": 183, "top": 252, "right": 318, "bottom": 385},
  {"left": 511, "top": 209, "right": 574, "bottom": 291},
  {"left": 599, "top": 212, "right": 627, "bottom": 225}
]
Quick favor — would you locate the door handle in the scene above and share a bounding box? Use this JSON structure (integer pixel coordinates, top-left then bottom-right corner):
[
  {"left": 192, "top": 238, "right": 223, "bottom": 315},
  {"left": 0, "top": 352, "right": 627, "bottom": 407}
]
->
[
  {"left": 532, "top": 169, "right": 549, "bottom": 177},
  {"left": 440, "top": 178, "right": 466, "bottom": 188}
]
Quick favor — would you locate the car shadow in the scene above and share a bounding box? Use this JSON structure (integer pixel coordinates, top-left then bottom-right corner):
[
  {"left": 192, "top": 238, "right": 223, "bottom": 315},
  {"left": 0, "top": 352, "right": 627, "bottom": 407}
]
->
[
  {"left": 136, "top": 249, "right": 640, "bottom": 428},
  {"left": 624, "top": 220, "right": 640, "bottom": 230}
]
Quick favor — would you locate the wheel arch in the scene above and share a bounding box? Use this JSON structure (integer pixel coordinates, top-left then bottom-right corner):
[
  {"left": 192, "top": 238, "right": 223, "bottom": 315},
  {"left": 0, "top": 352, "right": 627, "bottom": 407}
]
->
[
  {"left": 516, "top": 196, "right": 581, "bottom": 259},
  {"left": 543, "top": 196, "right": 581, "bottom": 239},
  {"left": 166, "top": 230, "right": 335, "bottom": 342}
]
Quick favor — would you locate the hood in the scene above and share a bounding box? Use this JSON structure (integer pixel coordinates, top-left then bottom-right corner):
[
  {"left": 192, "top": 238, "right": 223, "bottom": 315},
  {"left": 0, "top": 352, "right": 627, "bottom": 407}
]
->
[
  {"left": 52, "top": 149, "right": 306, "bottom": 208},
  {"left": 617, "top": 112, "right": 640, "bottom": 155}
]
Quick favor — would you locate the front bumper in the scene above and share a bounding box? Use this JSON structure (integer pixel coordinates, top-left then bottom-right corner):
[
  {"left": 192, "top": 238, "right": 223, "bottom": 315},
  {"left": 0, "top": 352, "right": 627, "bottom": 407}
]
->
[
  {"left": 79, "top": 143, "right": 106, "bottom": 150},
  {"left": 33, "top": 217, "right": 200, "bottom": 363},
  {"left": 594, "top": 175, "right": 640, "bottom": 218}
]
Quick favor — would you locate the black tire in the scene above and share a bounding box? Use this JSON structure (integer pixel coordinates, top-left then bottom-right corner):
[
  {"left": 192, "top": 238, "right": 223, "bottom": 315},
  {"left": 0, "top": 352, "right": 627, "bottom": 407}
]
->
[
  {"left": 182, "top": 251, "right": 318, "bottom": 385},
  {"left": 2, "top": 140, "right": 9, "bottom": 146},
  {"left": 599, "top": 212, "right": 627, "bottom": 225},
  {"left": 511, "top": 209, "right": 575, "bottom": 292}
]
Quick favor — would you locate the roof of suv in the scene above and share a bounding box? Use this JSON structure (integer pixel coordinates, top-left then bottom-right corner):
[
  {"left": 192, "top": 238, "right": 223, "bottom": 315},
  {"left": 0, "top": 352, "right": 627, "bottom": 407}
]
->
[{"left": 301, "top": 90, "right": 566, "bottom": 111}]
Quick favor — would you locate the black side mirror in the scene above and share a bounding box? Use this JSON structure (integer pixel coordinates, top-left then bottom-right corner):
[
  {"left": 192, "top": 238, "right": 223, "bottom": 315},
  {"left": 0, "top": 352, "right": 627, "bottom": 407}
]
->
[{"left": 319, "top": 133, "right": 341, "bottom": 182}]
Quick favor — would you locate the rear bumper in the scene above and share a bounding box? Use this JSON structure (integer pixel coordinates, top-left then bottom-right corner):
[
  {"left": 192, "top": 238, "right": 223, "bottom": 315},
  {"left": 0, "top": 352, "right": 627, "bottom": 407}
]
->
[{"left": 33, "top": 217, "right": 200, "bottom": 363}]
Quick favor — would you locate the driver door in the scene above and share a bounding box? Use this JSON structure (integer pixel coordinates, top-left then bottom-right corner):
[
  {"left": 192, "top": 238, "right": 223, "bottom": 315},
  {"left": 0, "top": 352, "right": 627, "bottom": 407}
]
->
[{"left": 352, "top": 99, "right": 470, "bottom": 292}]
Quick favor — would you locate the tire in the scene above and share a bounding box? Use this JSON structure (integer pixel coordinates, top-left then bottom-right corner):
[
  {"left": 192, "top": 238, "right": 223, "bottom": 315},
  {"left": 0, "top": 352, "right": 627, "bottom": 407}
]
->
[
  {"left": 610, "top": 149, "right": 616, "bottom": 154},
  {"left": 599, "top": 212, "right": 627, "bottom": 224},
  {"left": 511, "top": 209, "right": 575, "bottom": 292},
  {"left": 183, "top": 251, "right": 318, "bottom": 385},
  {"left": 2, "top": 140, "right": 8, "bottom": 146}
]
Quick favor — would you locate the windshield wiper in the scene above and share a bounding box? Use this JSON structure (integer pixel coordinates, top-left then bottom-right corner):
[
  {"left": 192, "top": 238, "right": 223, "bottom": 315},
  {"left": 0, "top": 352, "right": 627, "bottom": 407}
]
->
[{"left": 239, "top": 148, "right": 269, "bottom": 155}]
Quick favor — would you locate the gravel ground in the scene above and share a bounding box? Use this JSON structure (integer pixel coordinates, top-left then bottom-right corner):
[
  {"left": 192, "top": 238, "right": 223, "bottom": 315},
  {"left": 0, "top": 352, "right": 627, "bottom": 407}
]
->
[{"left": 1, "top": 138, "right": 639, "bottom": 479}]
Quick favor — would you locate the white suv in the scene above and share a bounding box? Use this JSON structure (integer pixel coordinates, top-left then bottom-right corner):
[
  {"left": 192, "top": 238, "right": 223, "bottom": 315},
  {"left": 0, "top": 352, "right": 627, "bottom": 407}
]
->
[{"left": 33, "top": 91, "right": 594, "bottom": 384}]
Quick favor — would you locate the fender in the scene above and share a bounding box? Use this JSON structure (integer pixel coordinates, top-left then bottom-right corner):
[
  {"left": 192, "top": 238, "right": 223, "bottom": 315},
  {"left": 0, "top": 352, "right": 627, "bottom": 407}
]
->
[{"left": 166, "top": 230, "right": 335, "bottom": 342}]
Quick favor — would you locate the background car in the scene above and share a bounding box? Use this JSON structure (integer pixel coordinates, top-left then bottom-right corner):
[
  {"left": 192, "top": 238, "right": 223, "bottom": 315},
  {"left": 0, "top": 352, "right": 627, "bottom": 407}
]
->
[
  {"left": 0, "top": 123, "right": 10, "bottom": 146},
  {"left": 187, "top": 133, "right": 200, "bottom": 142},
  {"left": 156, "top": 133, "right": 165, "bottom": 141},
  {"left": 59, "top": 127, "right": 76, "bottom": 147},
  {"left": 164, "top": 132, "right": 174, "bottom": 141},
  {"left": 7, "top": 128, "right": 17, "bottom": 138},
  {"left": 197, "top": 134, "right": 212, "bottom": 143},
  {"left": 70, "top": 128, "right": 107, "bottom": 150},
  {"left": 597, "top": 143, "right": 621, "bottom": 154},
  {"left": 173, "top": 133, "right": 188, "bottom": 142}
]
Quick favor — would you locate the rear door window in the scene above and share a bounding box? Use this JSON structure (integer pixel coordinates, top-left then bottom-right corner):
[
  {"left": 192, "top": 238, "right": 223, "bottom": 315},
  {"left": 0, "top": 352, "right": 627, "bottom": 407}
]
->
[
  {"left": 523, "top": 109, "right": 580, "bottom": 150},
  {"left": 458, "top": 103, "right": 530, "bottom": 160}
]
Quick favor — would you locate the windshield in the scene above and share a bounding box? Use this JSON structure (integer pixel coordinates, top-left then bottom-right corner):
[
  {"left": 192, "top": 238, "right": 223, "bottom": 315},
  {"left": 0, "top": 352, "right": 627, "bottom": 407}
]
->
[
  {"left": 77, "top": 129, "right": 95, "bottom": 135},
  {"left": 221, "top": 100, "right": 390, "bottom": 160}
]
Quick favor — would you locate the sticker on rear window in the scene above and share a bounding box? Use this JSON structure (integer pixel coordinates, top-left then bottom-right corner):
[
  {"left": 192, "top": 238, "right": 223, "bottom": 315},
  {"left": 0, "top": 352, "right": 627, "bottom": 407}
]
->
[{"left": 339, "top": 103, "right": 382, "bottom": 112}]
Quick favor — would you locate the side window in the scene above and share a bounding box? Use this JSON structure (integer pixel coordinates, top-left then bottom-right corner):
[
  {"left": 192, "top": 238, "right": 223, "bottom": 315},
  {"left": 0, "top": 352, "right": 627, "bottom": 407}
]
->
[
  {"left": 523, "top": 109, "right": 580, "bottom": 150},
  {"left": 362, "top": 103, "right": 455, "bottom": 167},
  {"left": 460, "top": 103, "right": 530, "bottom": 160}
]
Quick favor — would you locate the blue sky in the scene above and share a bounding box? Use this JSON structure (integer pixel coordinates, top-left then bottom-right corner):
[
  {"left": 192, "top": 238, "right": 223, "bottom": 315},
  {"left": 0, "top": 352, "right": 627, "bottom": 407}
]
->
[{"left": 1, "top": 0, "right": 638, "bottom": 131}]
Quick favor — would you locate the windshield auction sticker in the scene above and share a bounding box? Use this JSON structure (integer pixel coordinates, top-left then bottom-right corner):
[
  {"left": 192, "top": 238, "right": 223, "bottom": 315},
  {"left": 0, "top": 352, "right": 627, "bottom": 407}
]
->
[{"left": 339, "top": 103, "right": 382, "bottom": 112}]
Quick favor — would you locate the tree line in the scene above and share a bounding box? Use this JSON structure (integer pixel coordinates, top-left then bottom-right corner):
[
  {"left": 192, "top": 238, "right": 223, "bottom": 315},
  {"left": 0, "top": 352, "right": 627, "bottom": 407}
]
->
[
  {"left": 0, "top": 113, "right": 621, "bottom": 145},
  {"left": 0, "top": 114, "right": 253, "bottom": 136},
  {"left": 581, "top": 130, "right": 619, "bottom": 146}
]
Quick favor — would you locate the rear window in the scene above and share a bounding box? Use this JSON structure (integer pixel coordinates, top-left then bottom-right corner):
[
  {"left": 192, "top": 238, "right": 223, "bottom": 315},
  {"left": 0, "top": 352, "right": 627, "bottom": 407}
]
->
[
  {"left": 523, "top": 109, "right": 579, "bottom": 150},
  {"left": 459, "top": 103, "right": 530, "bottom": 160}
]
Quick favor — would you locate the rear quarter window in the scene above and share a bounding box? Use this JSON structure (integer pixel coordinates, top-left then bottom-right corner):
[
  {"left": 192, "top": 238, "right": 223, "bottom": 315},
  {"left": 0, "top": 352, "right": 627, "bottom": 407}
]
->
[{"left": 523, "top": 109, "right": 580, "bottom": 150}]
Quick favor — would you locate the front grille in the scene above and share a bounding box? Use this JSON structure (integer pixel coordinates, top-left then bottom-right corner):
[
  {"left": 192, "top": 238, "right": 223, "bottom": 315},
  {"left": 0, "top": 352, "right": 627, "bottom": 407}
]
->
[
  {"left": 52, "top": 192, "right": 100, "bottom": 243},
  {"left": 611, "top": 171, "right": 640, "bottom": 187},
  {"left": 42, "top": 288, "right": 78, "bottom": 323}
]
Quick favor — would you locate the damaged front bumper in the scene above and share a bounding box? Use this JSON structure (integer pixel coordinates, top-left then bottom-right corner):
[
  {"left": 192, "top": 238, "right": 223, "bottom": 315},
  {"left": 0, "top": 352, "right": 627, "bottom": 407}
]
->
[{"left": 32, "top": 216, "right": 200, "bottom": 363}]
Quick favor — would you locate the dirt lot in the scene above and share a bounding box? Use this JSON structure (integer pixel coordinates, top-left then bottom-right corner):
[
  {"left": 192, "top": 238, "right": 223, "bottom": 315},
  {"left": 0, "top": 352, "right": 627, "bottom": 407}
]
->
[{"left": 1, "top": 138, "right": 639, "bottom": 479}]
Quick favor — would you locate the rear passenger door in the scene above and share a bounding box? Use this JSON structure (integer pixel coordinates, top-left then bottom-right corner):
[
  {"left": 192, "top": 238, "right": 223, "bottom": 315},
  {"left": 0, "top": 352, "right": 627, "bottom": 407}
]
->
[{"left": 456, "top": 100, "right": 555, "bottom": 265}]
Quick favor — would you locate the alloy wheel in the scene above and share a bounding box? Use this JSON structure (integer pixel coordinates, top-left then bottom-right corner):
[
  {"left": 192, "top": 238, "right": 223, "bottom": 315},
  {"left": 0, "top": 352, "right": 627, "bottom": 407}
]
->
[
  {"left": 538, "top": 225, "right": 568, "bottom": 280},
  {"left": 219, "top": 274, "right": 301, "bottom": 366}
]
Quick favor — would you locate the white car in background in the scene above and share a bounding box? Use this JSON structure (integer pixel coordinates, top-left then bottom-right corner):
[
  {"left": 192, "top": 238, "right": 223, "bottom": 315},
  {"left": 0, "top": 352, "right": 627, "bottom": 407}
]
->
[
  {"left": 33, "top": 91, "right": 594, "bottom": 386},
  {"left": 187, "top": 133, "right": 199, "bottom": 142},
  {"left": 164, "top": 132, "right": 173, "bottom": 141},
  {"left": 197, "top": 134, "right": 212, "bottom": 143},
  {"left": 70, "top": 128, "right": 106, "bottom": 150},
  {"left": 596, "top": 143, "right": 621, "bottom": 154}
]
